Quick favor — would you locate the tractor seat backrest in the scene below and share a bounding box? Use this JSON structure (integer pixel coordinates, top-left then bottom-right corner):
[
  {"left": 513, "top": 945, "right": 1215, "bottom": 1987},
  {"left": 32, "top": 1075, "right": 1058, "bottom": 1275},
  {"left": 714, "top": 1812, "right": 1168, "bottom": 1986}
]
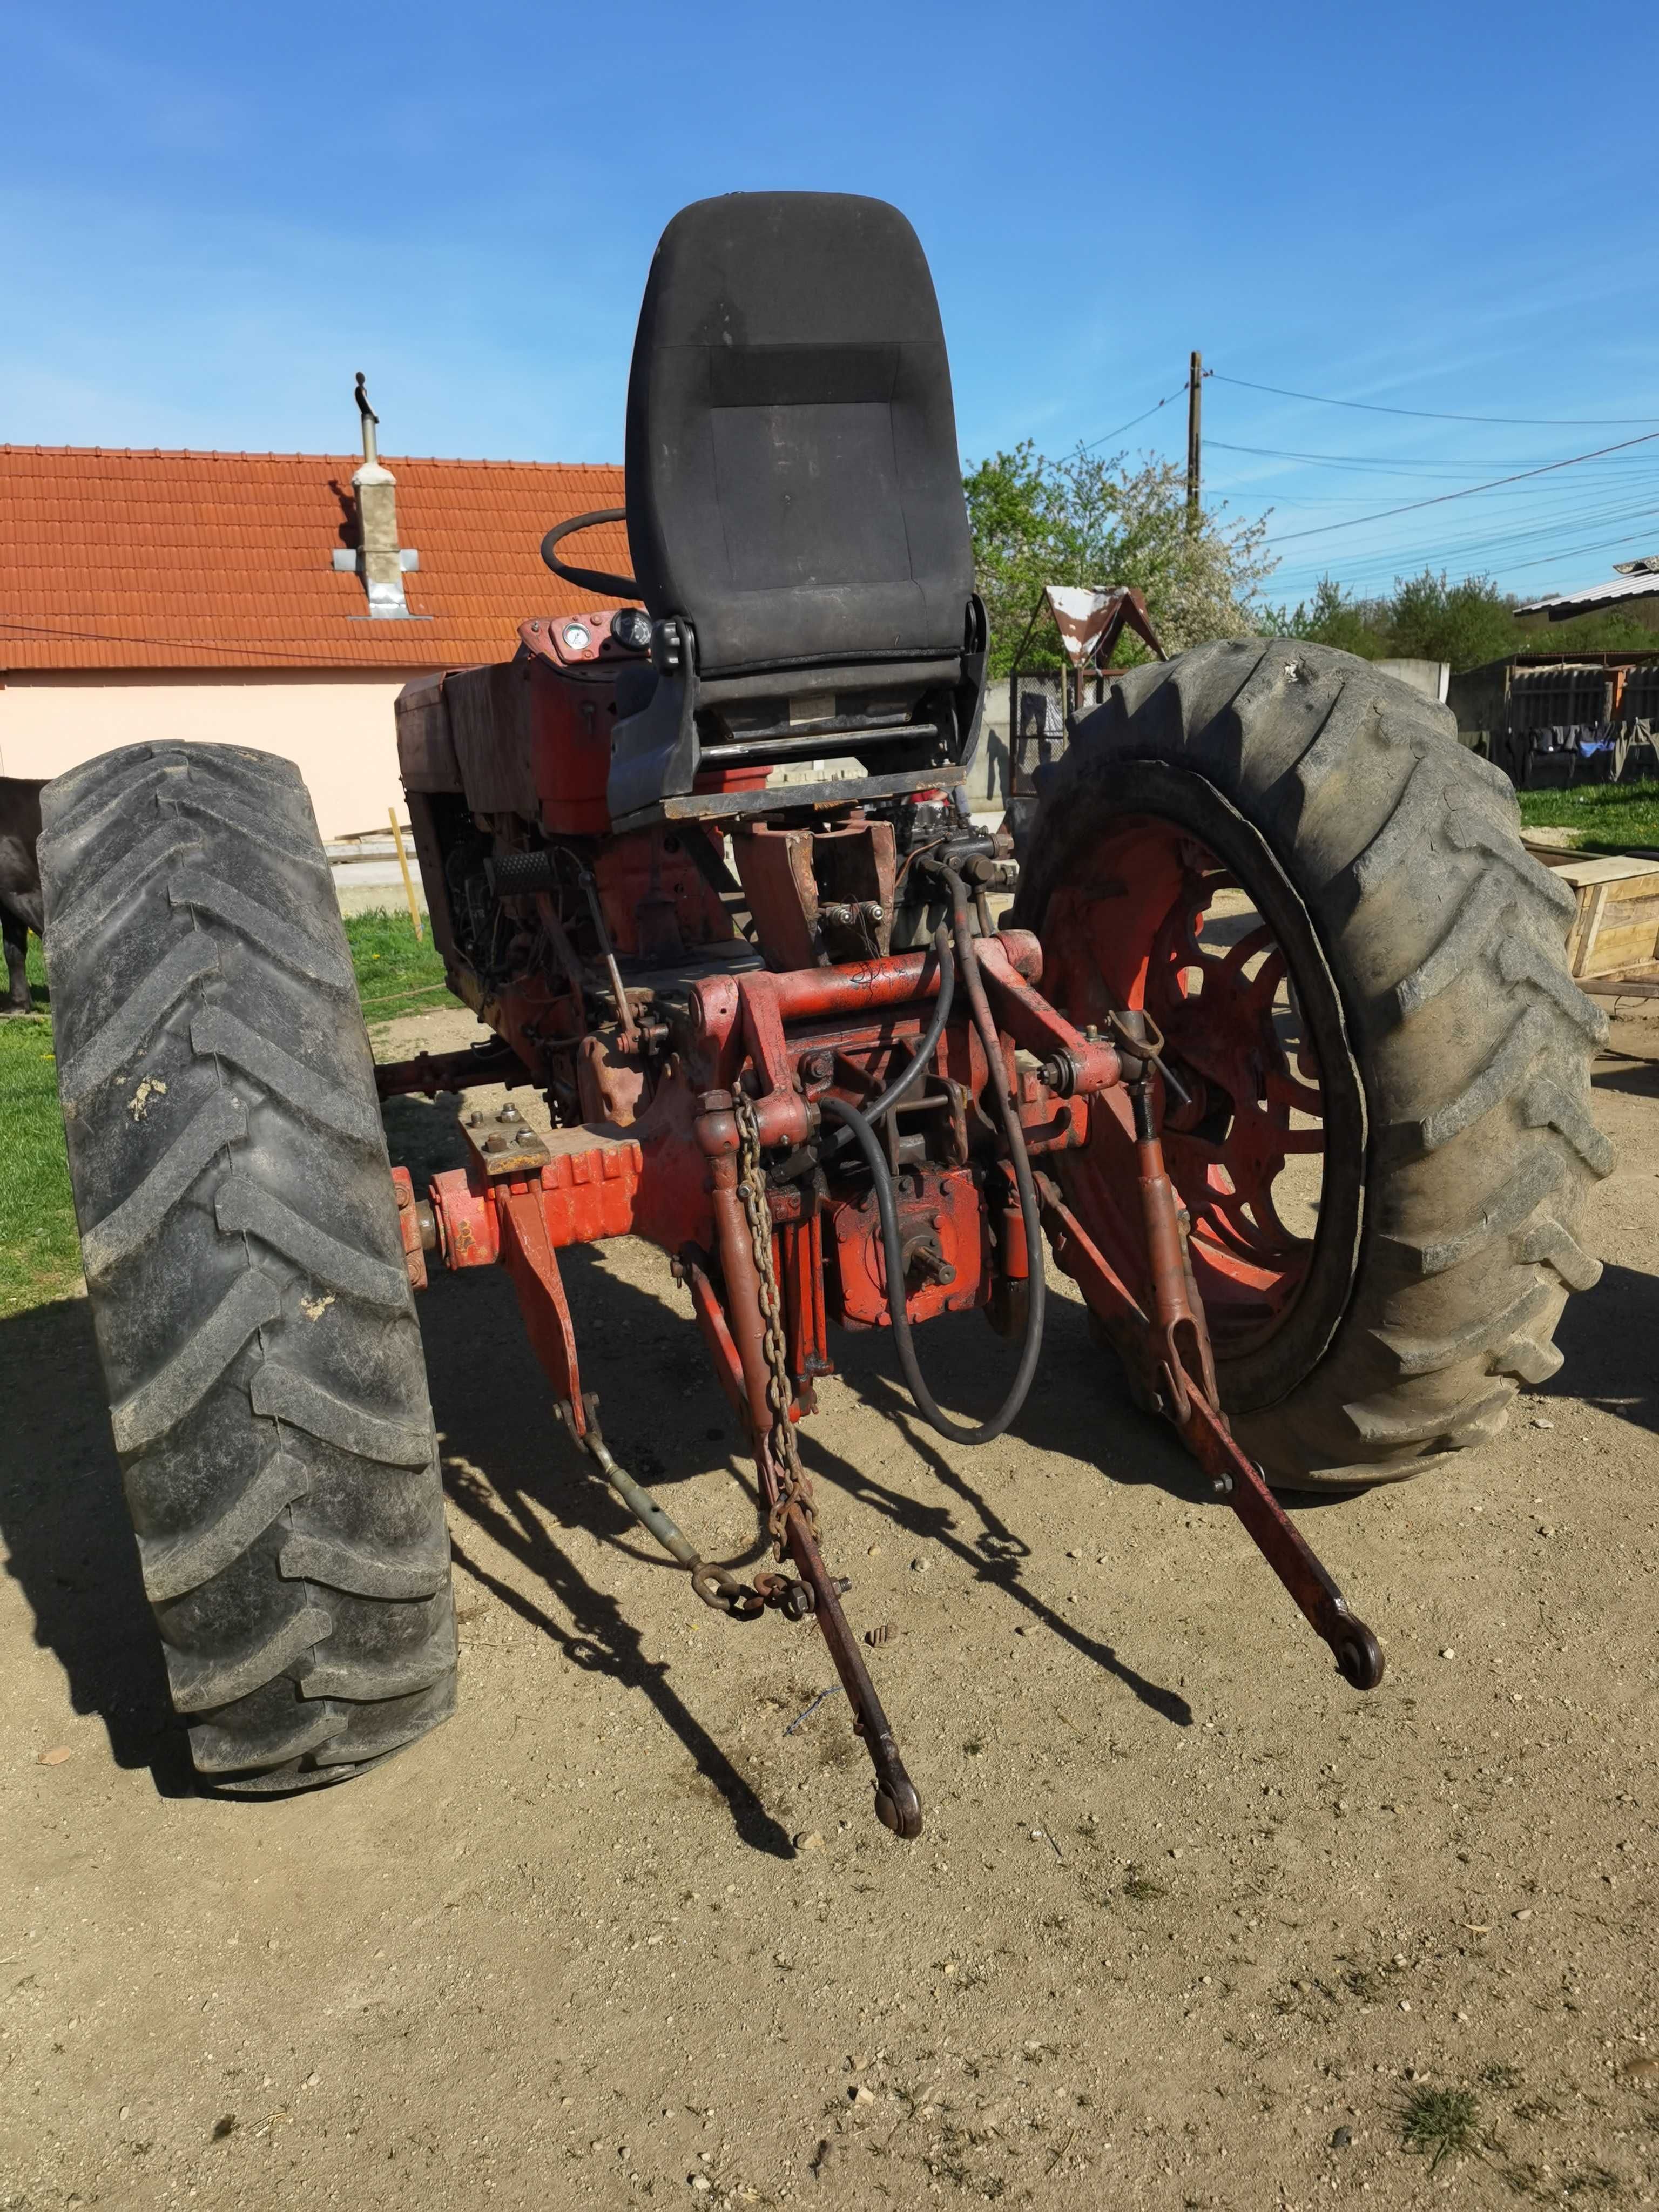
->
[{"left": 624, "top": 192, "right": 974, "bottom": 680}]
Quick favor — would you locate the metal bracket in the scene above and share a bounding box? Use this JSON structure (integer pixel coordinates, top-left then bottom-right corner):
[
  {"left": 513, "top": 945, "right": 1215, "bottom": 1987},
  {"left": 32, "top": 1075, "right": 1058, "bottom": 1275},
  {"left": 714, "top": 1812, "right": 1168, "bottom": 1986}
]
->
[{"left": 462, "top": 1100, "right": 551, "bottom": 1181}]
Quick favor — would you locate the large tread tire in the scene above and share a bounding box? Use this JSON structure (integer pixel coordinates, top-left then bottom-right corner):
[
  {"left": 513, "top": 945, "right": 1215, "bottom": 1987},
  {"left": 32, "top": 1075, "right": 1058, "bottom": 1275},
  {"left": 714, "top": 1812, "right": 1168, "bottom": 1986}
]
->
[
  {"left": 39, "top": 741, "right": 457, "bottom": 1789},
  {"left": 1017, "top": 639, "right": 1613, "bottom": 1489}
]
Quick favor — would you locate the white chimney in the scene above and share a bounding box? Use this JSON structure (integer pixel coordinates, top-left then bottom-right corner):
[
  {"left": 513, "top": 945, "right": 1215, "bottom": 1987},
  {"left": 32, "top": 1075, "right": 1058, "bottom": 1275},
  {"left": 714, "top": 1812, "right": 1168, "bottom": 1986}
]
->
[{"left": 331, "top": 372, "right": 420, "bottom": 618}]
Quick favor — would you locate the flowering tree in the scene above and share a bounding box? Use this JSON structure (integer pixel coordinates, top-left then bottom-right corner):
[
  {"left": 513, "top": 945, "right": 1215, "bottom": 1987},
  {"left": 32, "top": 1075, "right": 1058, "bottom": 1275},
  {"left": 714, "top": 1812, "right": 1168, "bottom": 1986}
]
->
[{"left": 963, "top": 441, "right": 1277, "bottom": 676}]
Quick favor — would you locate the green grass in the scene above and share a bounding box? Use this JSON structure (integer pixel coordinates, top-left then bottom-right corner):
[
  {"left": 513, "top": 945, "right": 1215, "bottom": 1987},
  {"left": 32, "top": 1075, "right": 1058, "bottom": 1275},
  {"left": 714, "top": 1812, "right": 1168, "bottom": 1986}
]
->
[
  {"left": 1398, "top": 2085, "right": 1483, "bottom": 2170},
  {"left": 0, "top": 907, "right": 446, "bottom": 1319},
  {"left": 341, "top": 906, "right": 450, "bottom": 1016},
  {"left": 1517, "top": 779, "right": 1659, "bottom": 855},
  {"left": 0, "top": 936, "right": 79, "bottom": 1316}
]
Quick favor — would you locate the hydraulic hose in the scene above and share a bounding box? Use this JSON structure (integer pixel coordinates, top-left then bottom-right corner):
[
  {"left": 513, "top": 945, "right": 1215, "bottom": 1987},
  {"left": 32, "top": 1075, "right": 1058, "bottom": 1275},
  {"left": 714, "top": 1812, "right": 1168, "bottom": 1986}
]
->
[
  {"left": 821, "top": 925, "right": 954, "bottom": 1159},
  {"left": 818, "top": 873, "right": 1046, "bottom": 1446}
]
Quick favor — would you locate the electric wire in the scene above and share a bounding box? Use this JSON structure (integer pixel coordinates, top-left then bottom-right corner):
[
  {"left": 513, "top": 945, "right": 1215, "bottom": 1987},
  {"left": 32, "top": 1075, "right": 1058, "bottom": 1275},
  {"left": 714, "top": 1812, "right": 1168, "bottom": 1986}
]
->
[
  {"left": 0, "top": 613, "right": 423, "bottom": 666},
  {"left": 1262, "top": 427, "right": 1659, "bottom": 547},
  {"left": 1210, "top": 438, "right": 1659, "bottom": 480},
  {"left": 1273, "top": 496, "right": 1659, "bottom": 594},
  {"left": 1078, "top": 385, "right": 1189, "bottom": 454},
  {"left": 1208, "top": 372, "right": 1659, "bottom": 429}
]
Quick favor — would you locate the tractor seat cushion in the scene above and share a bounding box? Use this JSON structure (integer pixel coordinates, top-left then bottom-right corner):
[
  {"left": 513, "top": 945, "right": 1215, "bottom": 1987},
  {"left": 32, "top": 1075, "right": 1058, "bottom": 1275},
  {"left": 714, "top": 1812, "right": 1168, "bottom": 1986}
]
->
[{"left": 624, "top": 192, "right": 974, "bottom": 680}]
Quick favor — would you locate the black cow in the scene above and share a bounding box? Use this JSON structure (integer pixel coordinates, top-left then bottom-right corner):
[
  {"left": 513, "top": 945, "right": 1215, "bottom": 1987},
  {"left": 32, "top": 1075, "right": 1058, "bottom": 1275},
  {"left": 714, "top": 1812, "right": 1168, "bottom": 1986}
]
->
[{"left": 0, "top": 778, "right": 46, "bottom": 1015}]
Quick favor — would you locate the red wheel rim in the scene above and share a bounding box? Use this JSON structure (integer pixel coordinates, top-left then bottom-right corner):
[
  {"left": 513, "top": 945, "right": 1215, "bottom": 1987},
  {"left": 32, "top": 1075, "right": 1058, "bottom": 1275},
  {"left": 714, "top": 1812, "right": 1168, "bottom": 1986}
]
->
[{"left": 1040, "top": 813, "right": 1328, "bottom": 1357}]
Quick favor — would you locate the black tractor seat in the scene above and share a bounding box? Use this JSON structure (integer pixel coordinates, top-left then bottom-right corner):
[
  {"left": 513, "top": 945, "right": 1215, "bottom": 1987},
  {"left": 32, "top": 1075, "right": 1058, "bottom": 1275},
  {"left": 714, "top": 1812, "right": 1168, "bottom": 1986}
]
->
[{"left": 543, "top": 192, "right": 986, "bottom": 830}]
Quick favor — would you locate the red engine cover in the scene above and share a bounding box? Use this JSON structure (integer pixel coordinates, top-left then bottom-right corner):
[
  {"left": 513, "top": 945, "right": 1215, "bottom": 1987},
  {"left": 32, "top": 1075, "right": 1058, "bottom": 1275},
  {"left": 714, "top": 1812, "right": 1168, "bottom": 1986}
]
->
[
  {"left": 529, "top": 658, "right": 615, "bottom": 835},
  {"left": 515, "top": 607, "right": 640, "bottom": 834}
]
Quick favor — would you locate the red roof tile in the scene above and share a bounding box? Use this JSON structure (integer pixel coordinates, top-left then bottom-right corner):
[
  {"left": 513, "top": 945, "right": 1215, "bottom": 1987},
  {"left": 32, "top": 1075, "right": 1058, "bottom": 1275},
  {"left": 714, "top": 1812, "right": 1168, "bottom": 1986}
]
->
[{"left": 0, "top": 445, "right": 629, "bottom": 671}]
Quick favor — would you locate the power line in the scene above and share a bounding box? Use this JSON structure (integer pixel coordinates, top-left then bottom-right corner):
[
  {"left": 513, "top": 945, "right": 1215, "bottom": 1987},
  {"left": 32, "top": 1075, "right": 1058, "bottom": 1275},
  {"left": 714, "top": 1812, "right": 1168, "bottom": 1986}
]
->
[
  {"left": 1210, "top": 436, "right": 1659, "bottom": 480},
  {"left": 1078, "top": 385, "right": 1188, "bottom": 454},
  {"left": 1262, "top": 427, "right": 1659, "bottom": 547},
  {"left": 1213, "top": 476, "right": 1659, "bottom": 513},
  {"left": 1212, "top": 439, "right": 1483, "bottom": 476},
  {"left": 1210, "top": 370, "right": 1659, "bottom": 428},
  {"left": 1496, "top": 528, "right": 1659, "bottom": 579},
  {"left": 0, "top": 613, "right": 429, "bottom": 666},
  {"left": 1215, "top": 476, "right": 1659, "bottom": 524},
  {"left": 1277, "top": 497, "right": 1659, "bottom": 577},
  {"left": 1270, "top": 487, "right": 1659, "bottom": 576},
  {"left": 1276, "top": 512, "right": 1659, "bottom": 595}
]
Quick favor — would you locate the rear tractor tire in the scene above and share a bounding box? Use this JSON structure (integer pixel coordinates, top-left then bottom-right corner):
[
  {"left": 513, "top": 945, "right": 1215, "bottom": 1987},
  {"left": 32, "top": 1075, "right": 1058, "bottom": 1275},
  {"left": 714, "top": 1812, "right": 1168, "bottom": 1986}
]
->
[
  {"left": 1016, "top": 639, "right": 1613, "bottom": 1489},
  {"left": 39, "top": 741, "right": 457, "bottom": 1790}
]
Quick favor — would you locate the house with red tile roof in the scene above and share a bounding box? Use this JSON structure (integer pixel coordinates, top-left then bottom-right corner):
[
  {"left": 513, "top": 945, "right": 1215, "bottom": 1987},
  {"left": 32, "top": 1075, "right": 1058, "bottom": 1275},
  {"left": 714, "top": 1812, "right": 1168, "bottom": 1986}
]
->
[{"left": 0, "top": 435, "right": 625, "bottom": 837}]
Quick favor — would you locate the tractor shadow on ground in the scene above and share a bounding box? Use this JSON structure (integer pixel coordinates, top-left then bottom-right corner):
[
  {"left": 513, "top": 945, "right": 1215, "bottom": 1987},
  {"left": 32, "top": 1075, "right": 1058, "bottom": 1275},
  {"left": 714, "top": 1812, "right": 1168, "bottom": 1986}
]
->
[
  {"left": 795, "top": 1412, "right": 1193, "bottom": 1731},
  {"left": 386, "top": 1088, "right": 1195, "bottom": 1742},
  {"left": 413, "top": 1253, "right": 795, "bottom": 1859},
  {"left": 414, "top": 1214, "right": 1195, "bottom": 1761},
  {"left": 1535, "top": 1259, "right": 1659, "bottom": 1438},
  {"left": 0, "top": 1296, "right": 196, "bottom": 1792},
  {"left": 1591, "top": 1038, "right": 1659, "bottom": 1101},
  {"left": 799, "top": 1310, "right": 1197, "bottom": 1728},
  {"left": 380, "top": 1087, "right": 467, "bottom": 1182},
  {"left": 1537, "top": 1047, "right": 1659, "bottom": 1438}
]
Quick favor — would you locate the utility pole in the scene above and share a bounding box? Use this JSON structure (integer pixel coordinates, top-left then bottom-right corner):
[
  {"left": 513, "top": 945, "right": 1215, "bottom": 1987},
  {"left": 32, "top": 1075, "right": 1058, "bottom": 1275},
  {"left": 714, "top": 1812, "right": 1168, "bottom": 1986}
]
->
[{"left": 1186, "top": 349, "right": 1203, "bottom": 535}]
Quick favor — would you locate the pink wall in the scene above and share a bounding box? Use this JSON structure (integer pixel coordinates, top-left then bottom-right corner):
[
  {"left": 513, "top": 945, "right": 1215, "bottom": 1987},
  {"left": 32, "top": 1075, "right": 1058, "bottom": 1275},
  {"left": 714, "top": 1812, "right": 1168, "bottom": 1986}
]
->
[{"left": 0, "top": 669, "right": 435, "bottom": 841}]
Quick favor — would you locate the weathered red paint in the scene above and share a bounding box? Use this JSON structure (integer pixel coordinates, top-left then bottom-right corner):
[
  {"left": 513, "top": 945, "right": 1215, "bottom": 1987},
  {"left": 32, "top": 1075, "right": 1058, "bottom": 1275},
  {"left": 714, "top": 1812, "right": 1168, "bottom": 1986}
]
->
[
  {"left": 975, "top": 934, "right": 1121, "bottom": 1095},
  {"left": 374, "top": 1037, "right": 530, "bottom": 1103},
  {"left": 538, "top": 1130, "right": 644, "bottom": 1245},
  {"left": 709, "top": 1156, "right": 780, "bottom": 1433},
  {"left": 730, "top": 816, "right": 896, "bottom": 971},
  {"left": 428, "top": 1165, "right": 498, "bottom": 1269},
  {"left": 764, "top": 945, "right": 941, "bottom": 1022},
  {"left": 497, "top": 1184, "right": 587, "bottom": 1437},
  {"left": 1037, "top": 814, "right": 1328, "bottom": 1340},
  {"left": 780, "top": 1213, "right": 832, "bottom": 1396},
  {"left": 826, "top": 1164, "right": 989, "bottom": 1330}
]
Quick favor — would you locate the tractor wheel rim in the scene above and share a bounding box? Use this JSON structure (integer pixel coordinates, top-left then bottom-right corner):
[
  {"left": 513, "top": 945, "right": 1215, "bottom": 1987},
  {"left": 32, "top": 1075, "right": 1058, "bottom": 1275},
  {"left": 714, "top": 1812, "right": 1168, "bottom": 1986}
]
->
[
  {"left": 1136, "top": 824, "right": 1325, "bottom": 1350},
  {"left": 1044, "top": 811, "right": 1330, "bottom": 1360}
]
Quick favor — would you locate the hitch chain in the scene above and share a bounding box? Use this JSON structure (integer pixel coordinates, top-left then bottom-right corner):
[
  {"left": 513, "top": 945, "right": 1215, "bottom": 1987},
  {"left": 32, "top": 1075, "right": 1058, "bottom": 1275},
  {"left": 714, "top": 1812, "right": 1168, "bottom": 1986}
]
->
[
  {"left": 567, "top": 1399, "right": 766, "bottom": 1621},
  {"left": 734, "top": 1091, "right": 819, "bottom": 1554},
  {"left": 735, "top": 1094, "right": 922, "bottom": 1838}
]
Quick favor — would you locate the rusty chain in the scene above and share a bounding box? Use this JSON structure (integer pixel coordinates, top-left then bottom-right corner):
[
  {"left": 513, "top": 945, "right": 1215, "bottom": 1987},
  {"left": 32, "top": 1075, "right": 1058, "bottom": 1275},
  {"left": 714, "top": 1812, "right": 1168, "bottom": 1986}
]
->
[{"left": 733, "top": 1091, "right": 818, "bottom": 1554}]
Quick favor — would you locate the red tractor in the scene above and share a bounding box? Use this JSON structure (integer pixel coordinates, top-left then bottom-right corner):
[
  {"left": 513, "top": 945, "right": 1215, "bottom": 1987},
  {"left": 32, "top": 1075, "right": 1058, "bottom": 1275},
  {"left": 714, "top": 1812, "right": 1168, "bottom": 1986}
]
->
[{"left": 39, "top": 195, "right": 1609, "bottom": 1824}]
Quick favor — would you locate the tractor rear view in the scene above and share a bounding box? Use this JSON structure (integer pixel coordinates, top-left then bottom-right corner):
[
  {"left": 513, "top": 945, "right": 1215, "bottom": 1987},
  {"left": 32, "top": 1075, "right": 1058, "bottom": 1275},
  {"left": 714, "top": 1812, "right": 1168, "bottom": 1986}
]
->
[{"left": 38, "top": 194, "right": 1611, "bottom": 1825}]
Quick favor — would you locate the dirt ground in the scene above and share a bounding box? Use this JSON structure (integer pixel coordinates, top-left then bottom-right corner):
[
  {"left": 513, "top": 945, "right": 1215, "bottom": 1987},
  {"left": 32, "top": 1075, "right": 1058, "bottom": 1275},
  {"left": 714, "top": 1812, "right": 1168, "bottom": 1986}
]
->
[{"left": 3, "top": 1000, "right": 1658, "bottom": 2211}]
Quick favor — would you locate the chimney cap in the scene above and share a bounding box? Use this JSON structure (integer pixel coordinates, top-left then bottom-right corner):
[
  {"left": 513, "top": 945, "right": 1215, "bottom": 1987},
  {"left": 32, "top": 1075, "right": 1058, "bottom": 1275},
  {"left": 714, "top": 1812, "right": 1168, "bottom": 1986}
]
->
[{"left": 354, "top": 372, "right": 382, "bottom": 467}]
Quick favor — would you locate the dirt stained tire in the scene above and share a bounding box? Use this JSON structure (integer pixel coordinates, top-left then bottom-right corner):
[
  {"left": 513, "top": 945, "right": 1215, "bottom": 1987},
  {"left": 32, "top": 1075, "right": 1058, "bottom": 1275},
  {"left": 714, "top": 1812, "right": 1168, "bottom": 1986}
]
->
[
  {"left": 1015, "top": 639, "right": 1613, "bottom": 1489},
  {"left": 38, "top": 741, "right": 457, "bottom": 1789}
]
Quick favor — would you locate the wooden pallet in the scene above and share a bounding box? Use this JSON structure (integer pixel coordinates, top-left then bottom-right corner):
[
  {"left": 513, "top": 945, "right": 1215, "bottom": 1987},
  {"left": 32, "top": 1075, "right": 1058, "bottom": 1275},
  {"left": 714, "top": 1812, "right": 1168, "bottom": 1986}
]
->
[{"left": 1552, "top": 853, "right": 1659, "bottom": 998}]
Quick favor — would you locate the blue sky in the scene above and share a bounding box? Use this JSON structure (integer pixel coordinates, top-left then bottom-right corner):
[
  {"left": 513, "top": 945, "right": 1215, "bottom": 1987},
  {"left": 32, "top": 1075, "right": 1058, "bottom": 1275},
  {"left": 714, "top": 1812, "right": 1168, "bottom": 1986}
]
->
[{"left": 4, "top": 0, "right": 1657, "bottom": 610}]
